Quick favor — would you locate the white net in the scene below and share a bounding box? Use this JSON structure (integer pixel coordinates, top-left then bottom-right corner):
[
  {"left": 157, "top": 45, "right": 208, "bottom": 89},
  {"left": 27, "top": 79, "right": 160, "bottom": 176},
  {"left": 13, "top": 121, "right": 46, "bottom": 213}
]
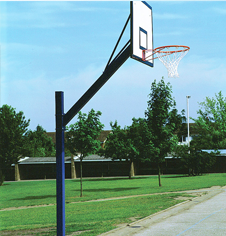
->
[{"left": 155, "top": 47, "right": 189, "bottom": 78}]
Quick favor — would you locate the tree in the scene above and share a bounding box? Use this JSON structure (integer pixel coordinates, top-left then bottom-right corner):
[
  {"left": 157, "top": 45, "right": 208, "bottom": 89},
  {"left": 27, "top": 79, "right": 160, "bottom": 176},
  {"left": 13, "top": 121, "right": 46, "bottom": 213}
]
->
[
  {"left": 26, "top": 125, "right": 55, "bottom": 157},
  {"left": 65, "top": 109, "right": 104, "bottom": 197},
  {"left": 0, "top": 105, "right": 30, "bottom": 185},
  {"left": 100, "top": 121, "right": 139, "bottom": 179},
  {"left": 144, "top": 78, "right": 185, "bottom": 186},
  {"left": 192, "top": 91, "right": 226, "bottom": 149},
  {"left": 173, "top": 144, "right": 217, "bottom": 175},
  {"left": 126, "top": 118, "right": 155, "bottom": 177},
  {"left": 173, "top": 92, "right": 226, "bottom": 175}
]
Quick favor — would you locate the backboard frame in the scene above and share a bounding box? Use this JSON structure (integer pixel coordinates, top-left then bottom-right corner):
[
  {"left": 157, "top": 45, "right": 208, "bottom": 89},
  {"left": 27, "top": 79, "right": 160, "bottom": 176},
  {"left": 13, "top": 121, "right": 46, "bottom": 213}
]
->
[{"left": 130, "top": 1, "right": 154, "bottom": 67}]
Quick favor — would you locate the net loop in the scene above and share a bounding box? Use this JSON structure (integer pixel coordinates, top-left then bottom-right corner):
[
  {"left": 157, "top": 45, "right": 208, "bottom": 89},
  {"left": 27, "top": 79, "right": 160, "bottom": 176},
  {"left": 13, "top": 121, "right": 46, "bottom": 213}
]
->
[{"left": 142, "top": 45, "right": 190, "bottom": 78}]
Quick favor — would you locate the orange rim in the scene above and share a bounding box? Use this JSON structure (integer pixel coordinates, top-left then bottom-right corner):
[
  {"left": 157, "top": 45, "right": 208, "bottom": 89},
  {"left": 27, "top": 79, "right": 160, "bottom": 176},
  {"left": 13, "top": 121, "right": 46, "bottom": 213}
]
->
[{"left": 142, "top": 45, "right": 190, "bottom": 61}]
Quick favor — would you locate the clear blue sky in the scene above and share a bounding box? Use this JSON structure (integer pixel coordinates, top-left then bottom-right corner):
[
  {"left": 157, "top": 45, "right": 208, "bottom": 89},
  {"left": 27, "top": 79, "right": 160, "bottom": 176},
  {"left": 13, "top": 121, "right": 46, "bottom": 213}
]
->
[{"left": 1, "top": 1, "right": 226, "bottom": 132}]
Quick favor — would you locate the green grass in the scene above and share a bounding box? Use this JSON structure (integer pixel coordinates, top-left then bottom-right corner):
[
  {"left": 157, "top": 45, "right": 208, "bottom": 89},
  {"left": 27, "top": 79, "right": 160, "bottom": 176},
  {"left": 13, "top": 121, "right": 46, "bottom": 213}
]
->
[
  {"left": 0, "top": 174, "right": 226, "bottom": 235},
  {"left": 1, "top": 174, "right": 226, "bottom": 210},
  {"left": 0, "top": 193, "right": 189, "bottom": 235}
]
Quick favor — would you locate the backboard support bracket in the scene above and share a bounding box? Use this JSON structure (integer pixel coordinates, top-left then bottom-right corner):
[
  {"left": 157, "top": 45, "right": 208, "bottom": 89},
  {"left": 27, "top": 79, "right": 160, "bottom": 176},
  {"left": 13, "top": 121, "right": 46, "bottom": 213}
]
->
[{"left": 105, "top": 14, "right": 131, "bottom": 70}]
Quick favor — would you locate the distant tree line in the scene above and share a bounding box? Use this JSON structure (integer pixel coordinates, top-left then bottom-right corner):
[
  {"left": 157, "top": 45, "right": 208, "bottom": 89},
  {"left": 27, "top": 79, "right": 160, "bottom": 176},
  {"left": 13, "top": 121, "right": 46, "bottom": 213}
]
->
[
  {"left": 1, "top": 78, "right": 226, "bottom": 187},
  {"left": 0, "top": 105, "right": 55, "bottom": 185}
]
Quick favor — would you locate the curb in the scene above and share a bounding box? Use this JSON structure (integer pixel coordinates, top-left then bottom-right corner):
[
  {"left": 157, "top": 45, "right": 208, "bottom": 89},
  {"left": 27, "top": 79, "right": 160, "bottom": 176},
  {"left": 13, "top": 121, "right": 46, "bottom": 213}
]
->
[{"left": 99, "top": 187, "right": 224, "bottom": 236}]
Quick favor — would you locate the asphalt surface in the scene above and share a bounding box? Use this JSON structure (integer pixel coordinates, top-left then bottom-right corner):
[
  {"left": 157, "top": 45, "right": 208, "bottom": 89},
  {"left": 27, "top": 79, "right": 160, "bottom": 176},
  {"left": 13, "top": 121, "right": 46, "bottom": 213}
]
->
[{"left": 100, "top": 186, "right": 226, "bottom": 236}]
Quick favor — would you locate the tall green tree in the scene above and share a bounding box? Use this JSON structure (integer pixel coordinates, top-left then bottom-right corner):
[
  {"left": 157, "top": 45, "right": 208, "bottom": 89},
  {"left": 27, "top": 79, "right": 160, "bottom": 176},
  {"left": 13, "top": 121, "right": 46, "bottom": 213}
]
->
[
  {"left": 100, "top": 121, "right": 139, "bottom": 179},
  {"left": 127, "top": 118, "right": 155, "bottom": 176},
  {"left": 0, "top": 105, "right": 30, "bottom": 185},
  {"left": 144, "top": 78, "right": 185, "bottom": 186},
  {"left": 26, "top": 125, "right": 55, "bottom": 157},
  {"left": 65, "top": 109, "right": 104, "bottom": 197},
  {"left": 192, "top": 91, "right": 226, "bottom": 149}
]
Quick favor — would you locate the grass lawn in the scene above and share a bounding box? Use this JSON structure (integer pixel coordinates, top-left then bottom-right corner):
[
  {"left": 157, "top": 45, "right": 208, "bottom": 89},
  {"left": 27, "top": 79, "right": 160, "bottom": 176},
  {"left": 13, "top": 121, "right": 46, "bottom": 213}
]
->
[{"left": 0, "top": 173, "right": 226, "bottom": 235}]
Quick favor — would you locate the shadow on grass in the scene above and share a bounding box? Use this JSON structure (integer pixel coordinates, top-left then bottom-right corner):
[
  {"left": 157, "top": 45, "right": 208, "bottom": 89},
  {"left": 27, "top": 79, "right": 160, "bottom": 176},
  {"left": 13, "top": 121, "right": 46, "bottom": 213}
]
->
[
  {"left": 74, "top": 187, "right": 139, "bottom": 193},
  {"left": 12, "top": 195, "right": 56, "bottom": 201},
  {"left": 164, "top": 175, "right": 189, "bottom": 179},
  {"left": 1, "top": 183, "right": 10, "bottom": 186},
  {"left": 71, "top": 177, "right": 150, "bottom": 183}
]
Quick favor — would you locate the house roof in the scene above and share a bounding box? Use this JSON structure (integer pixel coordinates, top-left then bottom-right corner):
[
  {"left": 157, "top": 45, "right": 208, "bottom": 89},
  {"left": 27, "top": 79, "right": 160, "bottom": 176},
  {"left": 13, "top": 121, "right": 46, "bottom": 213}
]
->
[
  {"left": 187, "top": 123, "right": 200, "bottom": 135},
  {"left": 47, "top": 124, "right": 202, "bottom": 145},
  {"left": 78, "top": 154, "right": 113, "bottom": 162},
  {"left": 98, "top": 130, "right": 111, "bottom": 143},
  {"left": 14, "top": 149, "right": 226, "bottom": 165},
  {"left": 46, "top": 130, "right": 111, "bottom": 144},
  {"left": 202, "top": 149, "right": 226, "bottom": 156},
  {"left": 16, "top": 155, "right": 113, "bottom": 165},
  {"left": 17, "top": 157, "right": 70, "bottom": 164},
  {"left": 46, "top": 132, "right": 57, "bottom": 143}
]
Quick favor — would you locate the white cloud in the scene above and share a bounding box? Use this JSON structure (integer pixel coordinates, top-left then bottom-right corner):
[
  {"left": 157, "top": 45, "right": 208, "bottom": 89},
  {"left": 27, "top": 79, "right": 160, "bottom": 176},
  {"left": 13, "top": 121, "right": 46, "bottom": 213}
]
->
[
  {"left": 0, "top": 1, "right": 127, "bottom": 29},
  {"left": 2, "top": 63, "right": 106, "bottom": 130},
  {"left": 30, "top": 1, "right": 125, "bottom": 13},
  {"left": 212, "top": 7, "right": 226, "bottom": 15},
  {"left": 2, "top": 42, "right": 65, "bottom": 54},
  {"left": 3, "top": 53, "right": 226, "bottom": 131}
]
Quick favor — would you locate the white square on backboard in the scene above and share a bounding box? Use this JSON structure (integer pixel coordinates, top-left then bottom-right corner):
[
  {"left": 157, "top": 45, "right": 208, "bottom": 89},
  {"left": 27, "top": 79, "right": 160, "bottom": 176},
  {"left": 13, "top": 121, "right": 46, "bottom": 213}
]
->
[
  {"left": 139, "top": 27, "right": 147, "bottom": 50},
  {"left": 130, "top": 1, "right": 153, "bottom": 67}
]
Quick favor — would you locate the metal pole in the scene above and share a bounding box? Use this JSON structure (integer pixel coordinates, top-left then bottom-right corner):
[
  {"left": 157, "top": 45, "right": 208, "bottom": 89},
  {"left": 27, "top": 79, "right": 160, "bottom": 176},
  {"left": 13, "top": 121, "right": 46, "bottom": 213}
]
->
[
  {"left": 55, "top": 44, "right": 131, "bottom": 235},
  {"left": 55, "top": 91, "right": 65, "bottom": 236},
  {"left": 186, "top": 96, "right": 191, "bottom": 147}
]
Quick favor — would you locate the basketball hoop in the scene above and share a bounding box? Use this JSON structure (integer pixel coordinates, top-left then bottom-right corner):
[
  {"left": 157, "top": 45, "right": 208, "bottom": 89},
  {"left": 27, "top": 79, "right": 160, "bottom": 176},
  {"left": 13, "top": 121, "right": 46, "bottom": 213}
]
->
[{"left": 142, "top": 45, "right": 190, "bottom": 78}]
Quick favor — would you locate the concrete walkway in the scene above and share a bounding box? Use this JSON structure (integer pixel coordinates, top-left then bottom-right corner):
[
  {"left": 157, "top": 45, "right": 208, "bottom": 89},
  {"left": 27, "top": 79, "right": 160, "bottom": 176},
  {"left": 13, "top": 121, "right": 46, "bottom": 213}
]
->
[{"left": 101, "top": 186, "right": 226, "bottom": 236}]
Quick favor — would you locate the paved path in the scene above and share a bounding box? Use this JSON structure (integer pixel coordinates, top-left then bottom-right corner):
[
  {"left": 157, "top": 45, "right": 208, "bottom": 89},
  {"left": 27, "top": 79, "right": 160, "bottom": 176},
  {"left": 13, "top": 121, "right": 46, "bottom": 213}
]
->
[{"left": 101, "top": 186, "right": 226, "bottom": 236}]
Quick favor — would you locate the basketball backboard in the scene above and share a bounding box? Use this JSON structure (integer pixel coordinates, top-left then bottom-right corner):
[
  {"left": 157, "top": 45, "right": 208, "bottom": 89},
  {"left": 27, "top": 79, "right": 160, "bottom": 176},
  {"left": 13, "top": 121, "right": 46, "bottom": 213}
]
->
[{"left": 130, "top": 1, "right": 153, "bottom": 67}]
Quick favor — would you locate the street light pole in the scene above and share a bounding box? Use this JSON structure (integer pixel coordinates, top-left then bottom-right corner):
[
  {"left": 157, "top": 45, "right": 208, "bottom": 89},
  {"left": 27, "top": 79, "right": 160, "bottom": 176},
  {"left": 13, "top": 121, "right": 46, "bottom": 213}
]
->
[{"left": 186, "top": 96, "right": 191, "bottom": 147}]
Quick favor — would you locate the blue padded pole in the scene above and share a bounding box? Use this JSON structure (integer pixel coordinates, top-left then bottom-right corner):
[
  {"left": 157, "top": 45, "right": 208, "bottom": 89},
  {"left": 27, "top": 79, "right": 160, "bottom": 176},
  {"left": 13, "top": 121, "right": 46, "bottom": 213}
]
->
[{"left": 55, "top": 91, "right": 65, "bottom": 236}]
